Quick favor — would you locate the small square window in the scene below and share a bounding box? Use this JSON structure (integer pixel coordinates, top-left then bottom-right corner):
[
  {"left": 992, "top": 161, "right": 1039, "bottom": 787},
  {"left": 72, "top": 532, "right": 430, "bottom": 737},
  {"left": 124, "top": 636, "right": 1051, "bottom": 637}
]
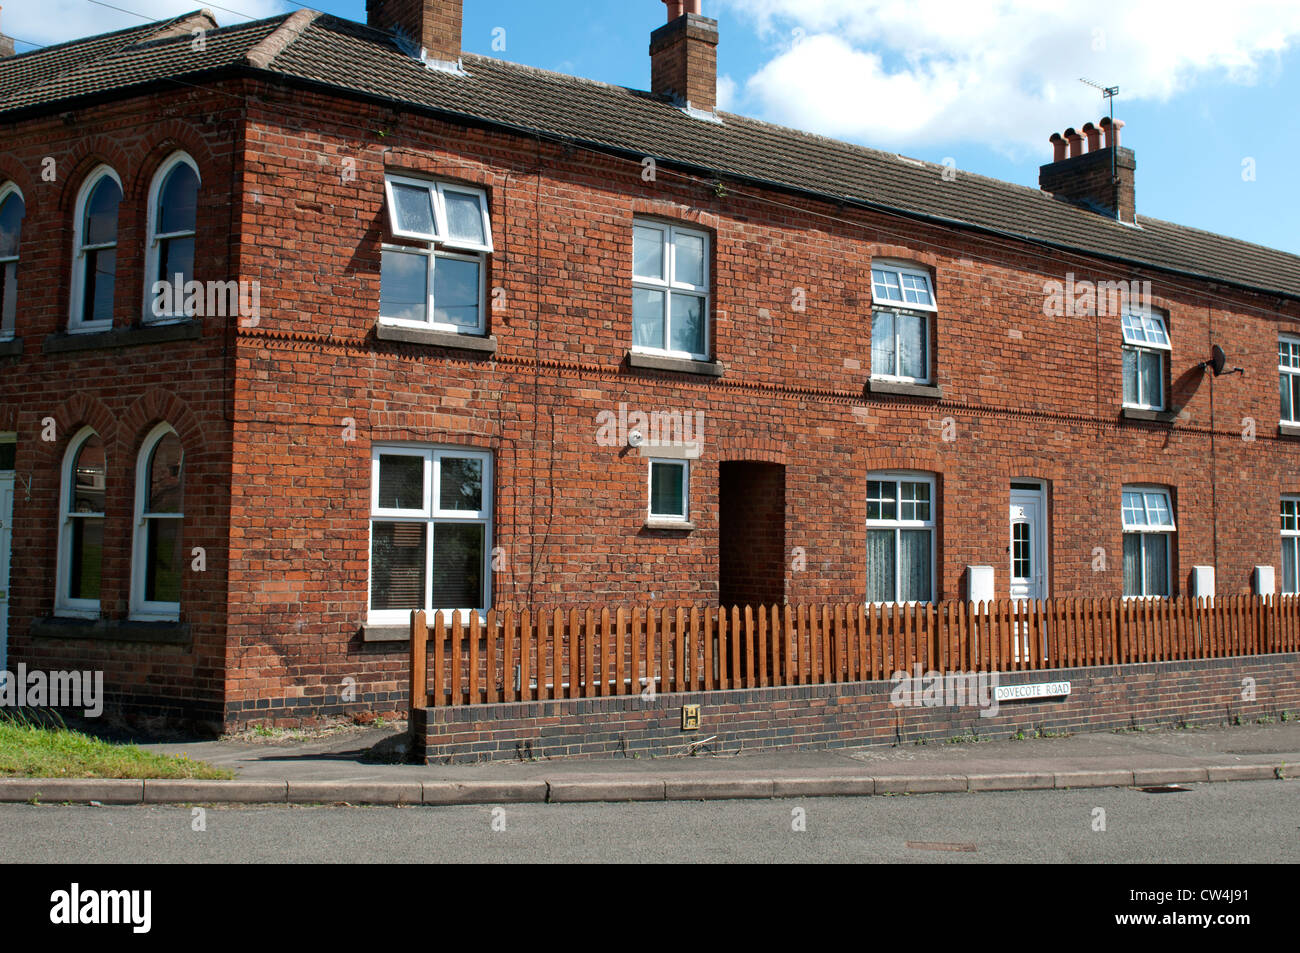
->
[{"left": 649, "top": 460, "right": 688, "bottom": 521}]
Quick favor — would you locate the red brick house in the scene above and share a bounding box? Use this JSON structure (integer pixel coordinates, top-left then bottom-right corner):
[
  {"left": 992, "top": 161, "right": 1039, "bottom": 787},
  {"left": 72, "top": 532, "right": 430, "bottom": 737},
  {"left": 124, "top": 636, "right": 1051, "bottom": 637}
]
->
[{"left": 1, "top": 1, "right": 1299, "bottom": 731}]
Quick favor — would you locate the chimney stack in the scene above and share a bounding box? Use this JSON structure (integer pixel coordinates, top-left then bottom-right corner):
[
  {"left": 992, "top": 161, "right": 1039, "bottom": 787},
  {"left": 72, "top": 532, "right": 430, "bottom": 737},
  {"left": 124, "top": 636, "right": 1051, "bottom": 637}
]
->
[
  {"left": 366, "top": 0, "right": 462, "bottom": 69},
  {"left": 0, "top": 7, "right": 16, "bottom": 58},
  {"left": 1039, "top": 117, "right": 1137, "bottom": 224},
  {"left": 650, "top": 0, "right": 719, "bottom": 115}
]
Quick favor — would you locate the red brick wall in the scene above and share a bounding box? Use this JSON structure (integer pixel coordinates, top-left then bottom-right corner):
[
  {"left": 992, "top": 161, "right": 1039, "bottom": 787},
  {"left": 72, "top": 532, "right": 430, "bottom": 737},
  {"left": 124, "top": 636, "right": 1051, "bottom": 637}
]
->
[
  {"left": 0, "top": 87, "right": 239, "bottom": 728},
  {"left": 413, "top": 654, "right": 1300, "bottom": 762},
  {"left": 215, "top": 77, "right": 1300, "bottom": 724},
  {"left": 7, "top": 73, "right": 1300, "bottom": 729}
]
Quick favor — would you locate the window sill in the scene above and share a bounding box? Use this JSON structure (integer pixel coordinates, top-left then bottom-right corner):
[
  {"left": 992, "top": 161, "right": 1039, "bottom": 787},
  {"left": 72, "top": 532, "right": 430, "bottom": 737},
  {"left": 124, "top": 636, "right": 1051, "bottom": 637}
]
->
[
  {"left": 644, "top": 519, "right": 695, "bottom": 531},
  {"left": 1279, "top": 421, "right": 1300, "bottom": 439},
  {"left": 31, "top": 616, "right": 190, "bottom": 645},
  {"left": 375, "top": 323, "right": 498, "bottom": 354},
  {"left": 867, "top": 379, "right": 943, "bottom": 399},
  {"left": 0, "top": 337, "right": 21, "bottom": 358},
  {"left": 1120, "top": 407, "right": 1177, "bottom": 424},
  {"left": 626, "top": 351, "right": 724, "bottom": 378},
  {"left": 43, "top": 320, "right": 201, "bottom": 354},
  {"left": 361, "top": 624, "right": 411, "bottom": 643}
]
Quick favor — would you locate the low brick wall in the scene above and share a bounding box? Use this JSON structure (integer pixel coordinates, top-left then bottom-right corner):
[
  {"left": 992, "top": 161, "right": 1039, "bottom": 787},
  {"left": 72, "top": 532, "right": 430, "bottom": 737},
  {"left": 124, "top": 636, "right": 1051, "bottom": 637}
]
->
[{"left": 411, "top": 653, "right": 1300, "bottom": 763}]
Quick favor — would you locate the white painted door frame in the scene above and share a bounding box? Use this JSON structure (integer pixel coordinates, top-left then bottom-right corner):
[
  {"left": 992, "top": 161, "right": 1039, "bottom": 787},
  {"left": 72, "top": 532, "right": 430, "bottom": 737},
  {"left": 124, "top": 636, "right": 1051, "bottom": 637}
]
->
[{"left": 1009, "top": 482, "right": 1048, "bottom": 661}]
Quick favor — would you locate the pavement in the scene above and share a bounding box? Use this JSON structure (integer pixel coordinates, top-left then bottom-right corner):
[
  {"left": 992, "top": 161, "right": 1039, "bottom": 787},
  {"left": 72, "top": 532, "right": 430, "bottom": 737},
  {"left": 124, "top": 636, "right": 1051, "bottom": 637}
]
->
[{"left": 1, "top": 720, "right": 1296, "bottom": 806}]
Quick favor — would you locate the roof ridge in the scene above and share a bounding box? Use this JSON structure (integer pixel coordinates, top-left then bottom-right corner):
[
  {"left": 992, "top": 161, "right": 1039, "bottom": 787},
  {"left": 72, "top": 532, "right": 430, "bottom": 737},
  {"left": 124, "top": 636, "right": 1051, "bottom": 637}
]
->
[
  {"left": 136, "top": 9, "right": 219, "bottom": 45},
  {"left": 246, "top": 9, "right": 321, "bottom": 71},
  {"left": 459, "top": 54, "right": 1122, "bottom": 216}
]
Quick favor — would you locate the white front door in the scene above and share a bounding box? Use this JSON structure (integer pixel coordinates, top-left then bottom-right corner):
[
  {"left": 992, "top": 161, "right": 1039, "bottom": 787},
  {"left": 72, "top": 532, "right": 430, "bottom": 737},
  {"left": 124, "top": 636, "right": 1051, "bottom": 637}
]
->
[
  {"left": 0, "top": 473, "right": 12, "bottom": 673},
  {"left": 1010, "top": 485, "right": 1046, "bottom": 661},
  {"left": 1009, "top": 487, "right": 1046, "bottom": 603}
]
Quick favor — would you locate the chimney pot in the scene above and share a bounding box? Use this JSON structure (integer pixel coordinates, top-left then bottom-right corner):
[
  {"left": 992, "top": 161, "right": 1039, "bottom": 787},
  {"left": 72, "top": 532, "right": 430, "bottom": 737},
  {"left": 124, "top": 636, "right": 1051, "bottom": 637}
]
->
[
  {"left": 1049, "top": 132, "right": 1067, "bottom": 162},
  {"left": 1063, "top": 127, "right": 1084, "bottom": 158},
  {"left": 1082, "top": 122, "right": 1101, "bottom": 152},
  {"left": 1100, "top": 115, "right": 1124, "bottom": 149}
]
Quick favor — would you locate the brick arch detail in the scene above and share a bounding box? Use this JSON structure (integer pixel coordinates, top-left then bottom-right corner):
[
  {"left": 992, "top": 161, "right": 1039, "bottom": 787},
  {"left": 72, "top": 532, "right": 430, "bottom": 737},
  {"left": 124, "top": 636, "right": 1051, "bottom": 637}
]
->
[
  {"left": 381, "top": 148, "right": 505, "bottom": 191},
  {"left": 35, "top": 394, "right": 117, "bottom": 461},
  {"left": 716, "top": 437, "right": 786, "bottom": 466},
  {"left": 866, "top": 244, "right": 940, "bottom": 272},
  {"left": 0, "top": 160, "right": 41, "bottom": 217},
  {"left": 629, "top": 196, "right": 720, "bottom": 233},
  {"left": 131, "top": 124, "right": 219, "bottom": 199},
  {"left": 985, "top": 458, "right": 1072, "bottom": 486},
  {"left": 1118, "top": 466, "right": 1183, "bottom": 489},
  {"left": 117, "top": 389, "right": 209, "bottom": 460},
  {"left": 858, "top": 446, "right": 947, "bottom": 476},
  {"left": 59, "top": 138, "right": 134, "bottom": 211}
]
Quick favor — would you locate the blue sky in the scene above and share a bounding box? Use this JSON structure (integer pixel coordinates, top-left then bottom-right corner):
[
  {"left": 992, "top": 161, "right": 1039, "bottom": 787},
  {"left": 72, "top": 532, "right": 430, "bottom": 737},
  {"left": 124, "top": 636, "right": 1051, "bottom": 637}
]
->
[{"left": 11, "top": 0, "right": 1300, "bottom": 254}]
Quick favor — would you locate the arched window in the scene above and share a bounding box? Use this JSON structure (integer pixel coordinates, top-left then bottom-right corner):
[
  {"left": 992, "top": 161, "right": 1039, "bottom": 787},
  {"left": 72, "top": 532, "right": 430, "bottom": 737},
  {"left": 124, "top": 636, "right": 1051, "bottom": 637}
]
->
[
  {"left": 144, "top": 153, "right": 199, "bottom": 322},
  {"left": 70, "top": 166, "right": 123, "bottom": 332},
  {"left": 131, "top": 424, "right": 184, "bottom": 618},
  {"left": 57, "top": 428, "right": 106, "bottom": 615},
  {"left": 0, "top": 183, "right": 24, "bottom": 340}
]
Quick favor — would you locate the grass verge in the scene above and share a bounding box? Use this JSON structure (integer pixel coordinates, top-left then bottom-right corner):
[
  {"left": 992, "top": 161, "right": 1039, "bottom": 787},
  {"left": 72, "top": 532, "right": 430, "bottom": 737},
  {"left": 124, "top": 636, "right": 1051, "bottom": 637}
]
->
[{"left": 0, "top": 711, "right": 232, "bottom": 780}]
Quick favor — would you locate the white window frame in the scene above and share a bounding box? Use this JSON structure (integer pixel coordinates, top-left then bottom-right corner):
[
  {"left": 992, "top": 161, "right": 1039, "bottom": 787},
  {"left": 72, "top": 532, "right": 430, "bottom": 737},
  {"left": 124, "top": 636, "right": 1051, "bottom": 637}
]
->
[
  {"left": 870, "top": 307, "right": 932, "bottom": 384},
  {"left": 0, "top": 181, "right": 24, "bottom": 341},
  {"left": 1282, "top": 497, "right": 1300, "bottom": 595},
  {"left": 129, "top": 423, "right": 183, "bottom": 621},
  {"left": 1121, "top": 310, "right": 1170, "bottom": 411},
  {"left": 647, "top": 458, "right": 689, "bottom": 522},
  {"left": 143, "top": 152, "right": 200, "bottom": 324},
  {"left": 631, "top": 219, "right": 711, "bottom": 362},
  {"left": 69, "top": 165, "right": 123, "bottom": 334},
  {"left": 367, "top": 445, "right": 493, "bottom": 625},
  {"left": 380, "top": 175, "right": 493, "bottom": 334},
  {"left": 865, "top": 470, "right": 936, "bottom": 605},
  {"left": 56, "top": 427, "right": 105, "bottom": 618},
  {"left": 1279, "top": 337, "right": 1300, "bottom": 424},
  {"left": 870, "top": 262, "right": 937, "bottom": 313},
  {"left": 870, "top": 262, "right": 935, "bottom": 384},
  {"left": 1121, "top": 485, "right": 1175, "bottom": 599}
]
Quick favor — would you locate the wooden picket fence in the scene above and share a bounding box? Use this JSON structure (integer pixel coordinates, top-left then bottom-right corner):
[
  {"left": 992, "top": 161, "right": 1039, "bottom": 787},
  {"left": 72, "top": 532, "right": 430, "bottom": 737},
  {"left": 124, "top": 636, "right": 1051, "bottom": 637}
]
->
[{"left": 408, "top": 594, "right": 1300, "bottom": 709}]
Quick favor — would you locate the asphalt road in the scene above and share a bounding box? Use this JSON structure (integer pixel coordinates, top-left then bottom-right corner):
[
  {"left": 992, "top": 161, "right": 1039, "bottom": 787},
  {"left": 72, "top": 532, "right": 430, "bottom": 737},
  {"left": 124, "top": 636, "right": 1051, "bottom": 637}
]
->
[{"left": 0, "top": 779, "right": 1295, "bottom": 863}]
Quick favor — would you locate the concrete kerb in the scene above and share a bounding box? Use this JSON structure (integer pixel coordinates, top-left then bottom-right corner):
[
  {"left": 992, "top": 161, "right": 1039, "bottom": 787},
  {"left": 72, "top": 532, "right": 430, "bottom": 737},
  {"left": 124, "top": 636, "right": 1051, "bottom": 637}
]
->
[{"left": 0, "top": 765, "right": 1291, "bottom": 806}]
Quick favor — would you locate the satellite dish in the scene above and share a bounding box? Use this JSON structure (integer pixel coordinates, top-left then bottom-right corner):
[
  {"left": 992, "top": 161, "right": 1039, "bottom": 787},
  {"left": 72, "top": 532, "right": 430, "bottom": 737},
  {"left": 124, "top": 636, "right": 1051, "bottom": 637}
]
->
[{"left": 1210, "top": 344, "right": 1227, "bottom": 376}]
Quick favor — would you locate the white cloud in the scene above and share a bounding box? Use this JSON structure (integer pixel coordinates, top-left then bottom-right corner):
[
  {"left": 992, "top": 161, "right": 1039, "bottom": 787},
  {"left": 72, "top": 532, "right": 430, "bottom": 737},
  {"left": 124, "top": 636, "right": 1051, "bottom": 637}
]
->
[
  {"left": 717, "top": 0, "right": 1300, "bottom": 156},
  {"left": 5, "top": 0, "right": 286, "bottom": 50},
  {"left": 716, "top": 72, "right": 738, "bottom": 111}
]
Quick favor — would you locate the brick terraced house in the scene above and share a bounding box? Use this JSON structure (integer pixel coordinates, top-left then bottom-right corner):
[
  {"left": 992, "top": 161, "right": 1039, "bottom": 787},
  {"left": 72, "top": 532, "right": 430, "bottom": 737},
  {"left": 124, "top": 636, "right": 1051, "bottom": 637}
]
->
[{"left": 1, "top": 0, "right": 1299, "bottom": 732}]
